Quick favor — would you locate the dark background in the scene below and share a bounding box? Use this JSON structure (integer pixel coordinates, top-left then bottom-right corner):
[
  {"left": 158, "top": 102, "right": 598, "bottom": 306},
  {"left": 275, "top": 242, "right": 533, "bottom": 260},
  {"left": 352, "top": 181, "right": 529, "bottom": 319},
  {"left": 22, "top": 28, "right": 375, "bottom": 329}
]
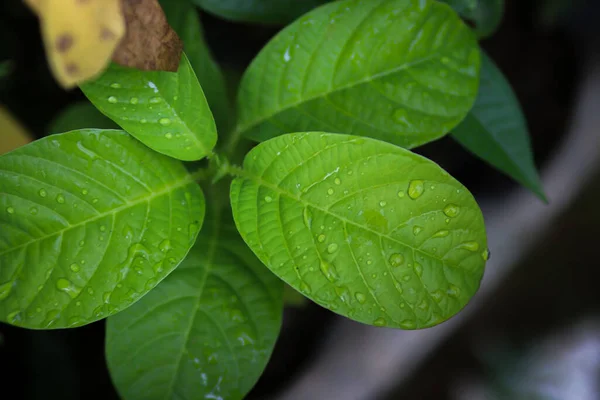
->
[{"left": 1, "top": 0, "right": 599, "bottom": 399}]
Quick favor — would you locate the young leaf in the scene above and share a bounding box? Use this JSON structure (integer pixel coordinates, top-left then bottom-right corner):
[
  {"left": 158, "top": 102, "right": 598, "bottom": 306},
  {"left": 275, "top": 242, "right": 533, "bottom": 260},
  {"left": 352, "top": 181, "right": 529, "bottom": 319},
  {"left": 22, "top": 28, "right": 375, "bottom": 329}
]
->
[
  {"left": 438, "top": 0, "right": 504, "bottom": 38},
  {"left": 48, "top": 101, "right": 118, "bottom": 134},
  {"left": 159, "top": 0, "right": 232, "bottom": 132},
  {"left": 231, "top": 132, "right": 488, "bottom": 329},
  {"left": 106, "top": 206, "right": 283, "bottom": 400},
  {"left": 452, "top": 53, "right": 546, "bottom": 201},
  {"left": 191, "top": 0, "right": 330, "bottom": 24},
  {"left": 235, "top": 0, "right": 480, "bottom": 149},
  {"left": 80, "top": 54, "right": 217, "bottom": 162},
  {"left": 0, "top": 130, "right": 205, "bottom": 329}
]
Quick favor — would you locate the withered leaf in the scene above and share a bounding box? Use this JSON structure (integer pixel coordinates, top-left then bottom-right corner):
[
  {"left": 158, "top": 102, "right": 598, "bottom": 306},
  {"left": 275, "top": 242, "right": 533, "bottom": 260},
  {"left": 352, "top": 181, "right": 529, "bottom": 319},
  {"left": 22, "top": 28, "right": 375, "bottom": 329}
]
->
[{"left": 112, "top": 0, "right": 183, "bottom": 72}]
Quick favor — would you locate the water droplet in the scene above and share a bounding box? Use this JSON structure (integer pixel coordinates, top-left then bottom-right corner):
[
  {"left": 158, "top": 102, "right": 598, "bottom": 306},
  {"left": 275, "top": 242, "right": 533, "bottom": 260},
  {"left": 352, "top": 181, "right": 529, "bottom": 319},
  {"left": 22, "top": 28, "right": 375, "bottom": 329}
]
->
[
  {"left": 367, "top": 260, "right": 373, "bottom": 265},
  {"left": 56, "top": 194, "right": 65, "bottom": 204},
  {"left": 8, "top": 310, "right": 22, "bottom": 323},
  {"left": 165, "top": 133, "right": 173, "bottom": 139},
  {"left": 373, "top": 317, "right": 386, "bottom": 327},
  {"left": 393, "top": 108, "right": 409, "bottom": 124},
  {"left": 69, "top": 263, "right": 80, "bottom": 273},
  {"left": 482, "top": 249, "right": 490, "bottom": 261},
  {"left": 129, "top": 97, "right": 139, "bottom": 104},
  {"left": 6, "top": 206, "right": 14, "bottom": 214},
  {"left": 433, "top": 230, "right": 449, "bottom": 238},
  {"left": 408, "top": 180, "right": 424, "bottom": 199},
  {"left": 56, "top": 278, "right": 79, "bottom": 299},
  {"left": 460, "top": 241, "right": 480, "bottom": 252},
  {"left": 99, "top": 225, "right": 106, "bottom": 232},
  {"left": 188, "top": 222, "right": 199, "bottom": 240},
  {"left": 400, "top": 320, "right": 416, "bottom": 329},
  {"left": 379, "top": 200, "right": 387, "bottom": 207},
  {"left": 327, "top": 188, "right": 334, "bottom": 195},
  {"left": 414, "top": 262, "right": 423, "bottom": 277},
  {"left": 103, "top": 292, "right": 111, "bottom": 303},
  {"left": 264, "top": 196, "right": 273, "bottom": 203},
  {"left": 397, "top": 190, "right": 405, "bottom": 198},
  {"left": 413, "top": 226, "right": 423, "bottom": 236},
  {"left": 443, "top": 204, "right": 460, "bottom": 218},
  {"left": 149, "top": 97, "right": 161, "bottom": 104},
  {"left": 389, "top": 253, "right": 404, "bottom": 267},
  {"left": 283, "top": 47, "right": 291, "bottom": 62},
  {"left": 355, "top": 292, "right": 366, "bottom": 304},
  {"left": 92, "top": 198, "right": 99, "bottom": 204},
  {"left": 107, "top": 96, "right": 117, "bottom": 104},
  {"left": 418, "top": 300, "right": 429, "bottom": 310},
  {"left": 303, "top": 208, "right": 312, "bottom": 229},
  {"left": 403, "top": 275, "right": 411, "bottom": 282},
  {"left": 159, "top": 239, "right": 171, "bottom": 253},
  {"left": 431, "top": 290, "right": 444, "bottom": 303},
  {"left": 319, "top": 260, "right": 339, "bottom": 282},
  {"left": 334, "top": 178, "right": 341, "bottom": 185},
  {"left": 317, "top": 234, "right": 326, "bottom": 243},
  {"left": 159, "top": 118, "right": 171, "bottom": 126},
  {"left": 327, "top": 243, "right": 338, "bottom": 253},
  {"left": 110, "top": 83, "right": 121, "bottom": 89},
  {"left": 447, "top": 284, "right": 461, "bottom": 298},
  {"left": 39, "top": 189, "right": 47, "bottom": 197},
  {"left": 140, "top": 119, "right": 147, "bottom": 124},
  {"left": 300, "top": 281, "right": 311, "bottom": 294},
  {"left": 0, "top": 281, "right": 13, "bottom": 300}
]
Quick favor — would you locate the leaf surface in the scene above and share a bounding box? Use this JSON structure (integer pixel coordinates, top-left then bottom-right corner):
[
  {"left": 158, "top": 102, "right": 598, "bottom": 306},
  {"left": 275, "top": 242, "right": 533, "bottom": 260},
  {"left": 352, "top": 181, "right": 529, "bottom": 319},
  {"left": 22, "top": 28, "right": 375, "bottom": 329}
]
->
[
  {"left": 80, "top": 54, "right": 217, "bottom": 161},
  {"left": 231, "top": 132, "right": 488, "bottom": 329},
  {"left": 0, "top": 130, "right": 204, "bottom": 329},
  {"left": 192, "top": 0, "right": 329, "bottom": 24},
  {"left": 452, "top": 53, "right": 545, "bottom": 200},
  {"left": 236, "top": 0, "right": 480, "bottom": 149},
  {"left": 106, "top": 203, "right": 282, "bottom": 400},
  {"left": 160, "top": 0, "right": 231, "bottom": 132}
]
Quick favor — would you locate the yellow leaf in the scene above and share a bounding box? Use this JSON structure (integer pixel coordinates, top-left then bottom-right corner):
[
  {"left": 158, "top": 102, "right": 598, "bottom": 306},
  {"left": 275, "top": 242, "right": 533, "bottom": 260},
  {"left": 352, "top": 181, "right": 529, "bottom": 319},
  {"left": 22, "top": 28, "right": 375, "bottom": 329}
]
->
[
  {"left": 26, "top": 0, "right": 125, "bottom": 88},
  {"left": 0, "top": 106, "right": 33, "bottom": 154}
]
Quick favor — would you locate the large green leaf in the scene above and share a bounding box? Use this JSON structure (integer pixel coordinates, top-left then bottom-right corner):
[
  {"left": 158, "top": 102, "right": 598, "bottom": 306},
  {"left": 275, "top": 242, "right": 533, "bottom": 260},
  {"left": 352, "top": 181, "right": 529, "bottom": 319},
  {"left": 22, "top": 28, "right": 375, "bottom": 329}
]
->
[
  {"left": 438, "top": 0, "right": 504, "bottom": 38},
  {"left": 80, "top": 54, "right": 217, "bottom": 162},
  {"left": 452, "top": 53, "right": 546, "bottom": 200},
  {"left": 160, "top": 0, "right": 231, "bottom": 133},
  {"left": 0, "top": 130, "right": 205, "bottom": 329},
  {"left": 231, "top": 132, "right": 488, "bottom": 329},
  {"left": 192, "top": 0, "right": 329, "bottom": 24},
  {"left": 235, "top": 0, "right": 480, "bottom": 149},
  {"left": 48, "top": 101, "right": 118, "bottom": 134},
  {"left": 106, "top": 202, "right": 283, "bottom": 400}
]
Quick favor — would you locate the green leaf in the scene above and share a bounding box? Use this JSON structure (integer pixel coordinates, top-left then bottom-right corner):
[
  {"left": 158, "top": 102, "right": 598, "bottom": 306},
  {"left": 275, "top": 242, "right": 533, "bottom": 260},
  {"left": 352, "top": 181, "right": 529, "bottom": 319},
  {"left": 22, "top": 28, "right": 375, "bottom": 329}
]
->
[
  {"left": 452, "top": 53, "right": 546, "bottom": 201},
  {"left": 0, "top": 129, "right": 205, "bottom": 329},
  {"left": 160, "top": 0, "right": 232, "bottom": 133},
  {"left": 235, "top": 0, "right": 480, "bottom": 149},
  {"left": 106, "top": 204, "right": 283, "bottom": 400},
  {"left": 48, "top": 101, "right": 118, "bottom": 134},
  {"left": 191, "top": 0, "right": 330, "bottom": 24},
  {"left": 231, "top": 132, "right": 488, "bottom": 329},
  {"left": 80, "top": 54, "right": 217, "bottom": 162},
  {"left": 438, "top": 0, "right": 504, "bottom": 38}
]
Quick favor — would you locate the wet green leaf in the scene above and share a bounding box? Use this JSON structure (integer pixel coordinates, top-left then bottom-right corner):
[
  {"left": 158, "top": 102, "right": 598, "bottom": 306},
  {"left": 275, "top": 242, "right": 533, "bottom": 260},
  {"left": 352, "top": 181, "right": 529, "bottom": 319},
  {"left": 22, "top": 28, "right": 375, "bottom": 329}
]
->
[
  {"left": 80, "top": 54, "right": 217, "bottom": 161},
  {"left": 0, "top": 130, "right": 205, "bottom": 329},
  {"left": 106, "top": 205, "right": 282, "bottom": 400},
  {"left": 452, "top": 53, "right": 546, "bottom": 201},
  {"left": 192, "top": 0, "right": 330, "bottom": 24},
  {"left": 231, "top": 132, "right": 488, "bottom": 329},
  {"left": 160, "top": 0, "right": 231, "bottom": 133},
  {"left": 236, "top": 0, "right": 480, "bottom": 149}
]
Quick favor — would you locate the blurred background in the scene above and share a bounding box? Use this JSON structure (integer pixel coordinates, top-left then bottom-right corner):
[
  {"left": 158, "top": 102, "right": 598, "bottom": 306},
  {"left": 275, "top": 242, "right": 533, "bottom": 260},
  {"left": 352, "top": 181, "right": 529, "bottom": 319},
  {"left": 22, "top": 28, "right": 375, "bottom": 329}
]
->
[{"left": 1, "top": 0, "right": 599, "bottom": 399}]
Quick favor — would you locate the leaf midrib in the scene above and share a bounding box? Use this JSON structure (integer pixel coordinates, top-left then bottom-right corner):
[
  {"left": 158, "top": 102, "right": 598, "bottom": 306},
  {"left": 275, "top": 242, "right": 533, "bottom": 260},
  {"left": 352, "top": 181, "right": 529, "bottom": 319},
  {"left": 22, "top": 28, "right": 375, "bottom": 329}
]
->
[
  {"left": 236, "top": 170, "right": 478, "bottom": 276},
  {"left": 0, "top": 172, "right": 198, "bottom": 258},
  {"left": 237, "top": 26, "right": 471, "bottom": 135}
]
